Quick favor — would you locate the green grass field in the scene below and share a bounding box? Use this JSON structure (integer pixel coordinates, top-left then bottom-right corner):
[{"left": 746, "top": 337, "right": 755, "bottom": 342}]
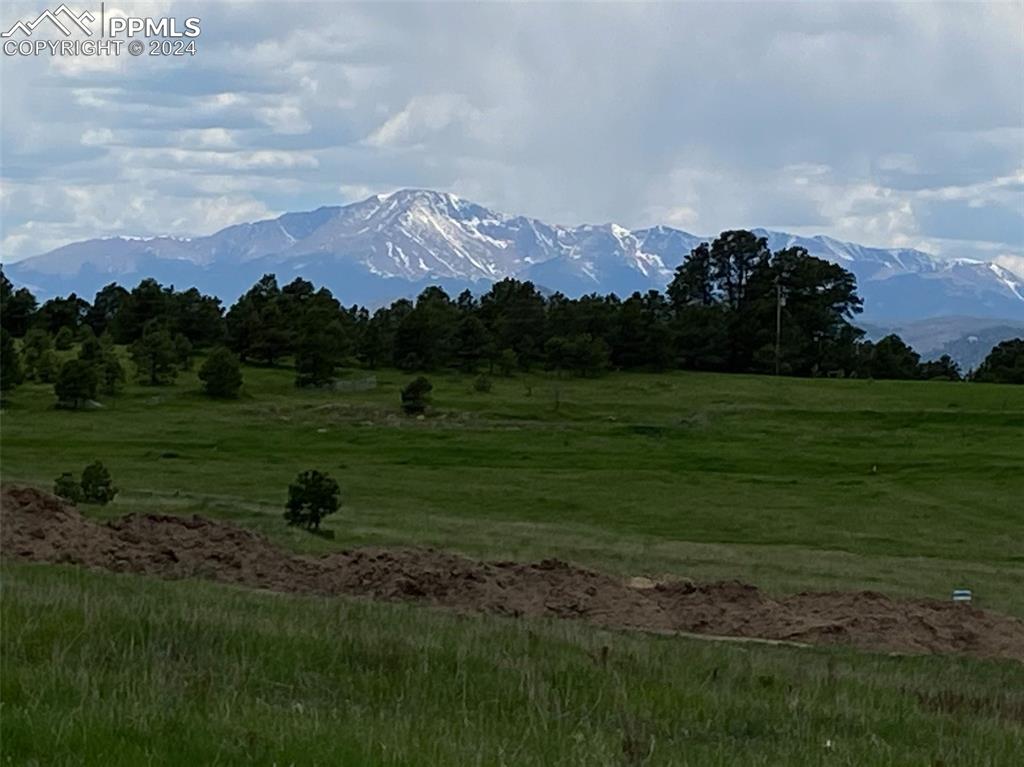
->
[
  {"left": 4, "top": 562, "right": 1024, "bottom": 767},
  {"left": 2, "top": 360, "right": 1023, "bottom": 763}
]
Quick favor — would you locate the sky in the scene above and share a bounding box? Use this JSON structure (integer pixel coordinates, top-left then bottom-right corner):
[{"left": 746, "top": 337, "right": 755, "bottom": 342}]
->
[{"left": 1, "top": 0, "right": 1022, "bottom": 275}]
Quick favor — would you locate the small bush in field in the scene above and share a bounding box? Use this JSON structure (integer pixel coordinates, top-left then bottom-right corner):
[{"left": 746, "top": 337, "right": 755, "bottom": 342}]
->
[
  {"left": 284, "top": 470, "right": 340, "bottom": 532},
  {"left": 401, "top": 376, "right": 433, "bottom": 415},
  {"left": 80, "top": 460, "right": 118, "bottom": 505},
  {"left": 473, "top": 375, "right": 492, "bottom": 393}
]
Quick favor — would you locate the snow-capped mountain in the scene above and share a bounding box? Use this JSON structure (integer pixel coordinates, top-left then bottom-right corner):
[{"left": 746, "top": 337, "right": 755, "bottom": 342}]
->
[{"left": 4, "top": 189, "right": 1024, "bottom": 323}]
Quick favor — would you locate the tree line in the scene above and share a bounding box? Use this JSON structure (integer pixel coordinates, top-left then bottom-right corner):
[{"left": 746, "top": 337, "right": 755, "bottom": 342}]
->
[{"left": 3, "top": 230, "right": 1022, "bottom": 398}]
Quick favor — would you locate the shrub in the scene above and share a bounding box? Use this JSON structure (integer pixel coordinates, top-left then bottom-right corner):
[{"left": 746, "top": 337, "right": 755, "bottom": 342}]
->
[
  {"left": 473, "top": 374, "right": 492, "bottom": 393},
  {"left": 80, "top": 460, "right": 118, "bottom": 505},
  {"left": 54, "top": 358, "right": 98, "bottom": 409},
  {"left": 198, "top": 347, "right": 243, "bottom": 398},
  {"left": 401, "top": 376, "right": 433, "bottom": 415},
  {"left": 53, "top": 472, "right": 82, "bottom": 503},
  {"left": 284, "top": 470, "right": 340, "bottom": 532}
]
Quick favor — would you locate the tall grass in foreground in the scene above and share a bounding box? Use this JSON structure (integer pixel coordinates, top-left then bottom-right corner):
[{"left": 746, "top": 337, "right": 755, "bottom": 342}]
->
[{"left": 3, "top": 563, "right": 1022, "bottom": 766}]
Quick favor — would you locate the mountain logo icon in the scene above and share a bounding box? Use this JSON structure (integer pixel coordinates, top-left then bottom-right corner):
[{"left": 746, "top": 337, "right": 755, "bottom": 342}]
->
[{"left": 1, "top": 4, "right": 95, "bottom": 38}]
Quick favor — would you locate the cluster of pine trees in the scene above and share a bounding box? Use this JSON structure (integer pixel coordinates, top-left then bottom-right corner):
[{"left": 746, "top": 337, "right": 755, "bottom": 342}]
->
[{"left": 3, "top": 230, "right": 1022, "bottom": 393}]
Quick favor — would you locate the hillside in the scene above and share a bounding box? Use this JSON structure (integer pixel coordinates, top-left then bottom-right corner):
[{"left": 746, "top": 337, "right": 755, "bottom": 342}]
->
[{"left": 860, "top": 316, "right": 1024, "bottom": 369}]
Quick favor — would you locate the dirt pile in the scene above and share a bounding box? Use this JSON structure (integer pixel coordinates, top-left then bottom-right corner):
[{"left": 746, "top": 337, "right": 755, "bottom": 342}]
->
[{"left": 3, "top": 484, "right": 1022, "bottom": 661}]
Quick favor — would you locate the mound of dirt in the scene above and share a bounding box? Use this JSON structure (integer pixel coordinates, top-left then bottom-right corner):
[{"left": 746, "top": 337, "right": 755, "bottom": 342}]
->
[{"left": 3, "top": 484, "right": 1022, "bottom": 661}]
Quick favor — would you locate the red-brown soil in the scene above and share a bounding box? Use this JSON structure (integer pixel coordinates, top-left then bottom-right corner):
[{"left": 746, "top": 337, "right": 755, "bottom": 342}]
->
[{"left": 3, "top": 484, "right": 1022, "bottom": 661}]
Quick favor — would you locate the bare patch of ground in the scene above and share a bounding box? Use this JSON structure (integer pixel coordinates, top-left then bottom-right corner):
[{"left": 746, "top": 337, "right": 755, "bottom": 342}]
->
[{"left": 3, "top": 484, "right": 1021, "bottom": 661}]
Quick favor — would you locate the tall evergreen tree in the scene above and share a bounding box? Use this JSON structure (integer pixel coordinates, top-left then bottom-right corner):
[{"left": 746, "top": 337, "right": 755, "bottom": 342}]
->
[
  {"left": 667, "top": 242, "right": 715, "bottom": 309},
  {"left": 1, "top": 270, "right": 38, "bottom": 337},
  {"left": 479, "top": 279, "right": 546, "bottom": 367},
  {"left": 172, "top": 287, "right": 225, "bottom": 347},
  {"left": 710, "top": 230, "right": 771, "bottom": 312},
  {"left": 745, "top": 246, "right": 863, "bottom": 375},
  {"left": 114, "top": 279, "right": 172, "bottom": 342},
  {"left": 131, "top": 321, "right": 179, "bottom": 385},
  {"left": 54, "top": 359, "right": 98, "bottom": 409},
  {"left": 21, "top": 328, "right": 53, "bottom": 381},
  {"left": 394, "top": 287, "right": 458, "bottom": 370},
  {"left": 1, "top": 328, "right": 23, "bottom": 394},
  {"left": 295, "top": 311, "right": 344, "bottom": 387},
  {"left": 453, "top": 314, "right": 491, "bottom": 372},
  {"left": 85, "top": 283, "right": 129, "bottom": 337},
  {"left": 36, "top": 294, "right": 90, "bottom": 336}
]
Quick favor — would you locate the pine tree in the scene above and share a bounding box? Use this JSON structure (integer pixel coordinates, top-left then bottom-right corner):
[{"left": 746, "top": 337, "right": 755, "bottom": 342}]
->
[
  {"left": 131, "top": 322, "right": 179, "bottom": 385},
  {"left": 284, "top": 470, "right": 341, "bottom": 532},
  {"left": 1, "top": 328, "right": 23, "bottom": 394},
  {"left": 198, "top": 347, "right": 243, "bottom": 398},
  {"left": 54, "top": 359, "right": 98, "bottom": 409}
]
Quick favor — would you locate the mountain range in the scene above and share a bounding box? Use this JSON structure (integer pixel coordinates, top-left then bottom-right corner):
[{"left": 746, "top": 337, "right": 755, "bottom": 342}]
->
[{"left": 5, "top": 189, "right": 1024, "bottom": 341}]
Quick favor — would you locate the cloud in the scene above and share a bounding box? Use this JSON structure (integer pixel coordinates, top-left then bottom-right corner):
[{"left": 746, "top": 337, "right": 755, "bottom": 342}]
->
[
  {"left": 1, "top": 0, "right": 1021, "bottom": 266},
  {"left": 364, "top": 94, "right": 486, "bottom": 148},
  {"left": 178, "top": 128, "right": 238, "bottom": 149},
  {"left": 0, "top": 178, "right": 276, "bottom": 253},
  {"left": 80, "top": 128, "right": 115, "bottom": 147},
  {"left": 118, "top": 147, "right": 319, "bottom": 171},
  {"left": 257, "top": 103, "right": 311, "bottom": 135}
]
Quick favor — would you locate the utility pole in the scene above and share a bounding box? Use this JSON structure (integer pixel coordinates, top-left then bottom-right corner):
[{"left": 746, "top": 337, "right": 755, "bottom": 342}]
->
[{"left": 775, "top": 280, "right": 784, "bottom": 376}]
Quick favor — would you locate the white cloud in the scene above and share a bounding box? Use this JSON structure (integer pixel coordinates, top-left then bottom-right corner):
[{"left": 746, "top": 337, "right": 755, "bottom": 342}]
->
[
  {"left": 257, "top": 103, "right": 311, "bottom": 135},
  {"left": 338, "top": 183, "right": 394, "bottom": 201},
  {"left": 0, "top": 179, "right": 276, "bottom": 258},
  {"left": 364, "top": 94, "right": 486, "bottom": 148},
  {"left": 200, "top": 92, "right": 248, "bottom": 109},
  {"left": 176, "top": 128, "right": 238, "bottom": 149},
  {"left": 0, "top": 0, "right": 1020, "bottom": 267},
  {"left": 119, "top": 147, "right": 319, "bottom": 171},
  {"left": 81, "top": 128, "right": 115, "bottom": 147},
  {"left": 916, "top": 170, "right": 1024, "bottom": 205}
]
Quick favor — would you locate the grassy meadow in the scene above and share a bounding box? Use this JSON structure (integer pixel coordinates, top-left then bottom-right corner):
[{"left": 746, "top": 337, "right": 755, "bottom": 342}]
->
[
  {"left": 2, "top": 356, "right": 1023, "bottom": 763},
  {"left": 4, "top": 562, "right": 1023, "bottom": 767},
  {"left": 3, "top": 359, "right": 1023, "bottom": 610}
]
